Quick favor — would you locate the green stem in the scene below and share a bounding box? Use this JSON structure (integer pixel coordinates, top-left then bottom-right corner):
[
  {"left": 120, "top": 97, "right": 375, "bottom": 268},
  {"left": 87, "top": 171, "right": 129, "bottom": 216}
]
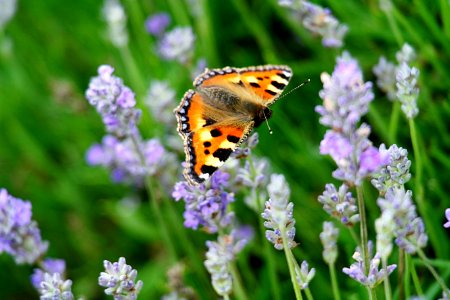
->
[
  {"left": 356, "top": 186, "right": 375, "bottom": 300},
  {"left": 304, "top": 287, "right": 314, "bottom": 300},
  {"left": 281, "top": 228, "right": 302, "bottom": 300},
  {"left": 382, "top": 258, "right": 392, "bottom": 300},
  {"left": 408, "top": 118, "right": 423, "bottom": 212},
  {"left": 329, "top": 263, "right": 341, "bottom": 300},
  {"left": 252, "top": 157, "right": 281, "bottom": 300},
  {"left": 408, "top": 253, "right": 423, "bottom": 296},
  {"left": 417, "top": 249, "right": 450, "bottom": 297},
  {"left": 388, "top": 101, "right": 401, "bottom": 144},
  {"left": 398, "top": 249, "right": 405, "bottom": 300},
  {"left": 382, "top": 5, "right": 404, "bottom": 47},
  {"left": 404, "top": 250, "right": 411, "bottom": 299},
  {"left": 230, "top": 261, "right": 249, "bottom": 300},
  {"left": 130, "top": 135, "right": 177, "bottom": 261}
]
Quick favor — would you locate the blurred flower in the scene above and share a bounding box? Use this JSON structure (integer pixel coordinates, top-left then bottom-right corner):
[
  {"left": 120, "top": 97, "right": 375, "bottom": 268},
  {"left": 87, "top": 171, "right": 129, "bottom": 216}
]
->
[
  {"left": 86, "top": 135, "right": 175, "bottom": 186},
  {"left": 0, "top": 188, "right": 48, "bottom": 264},
  {"left": 396, "top": 43, "right": 416, "bottom": 64},
  {"left": 318, "top": 183, "right": 359, "bottom": 226},
  {"left": 38, "top": 272, "right": 74, "bottom": 300},
  {"left": 373, "top": 43, "right": 419, "bottom": 118},
  {"left": 204, "top": 230, "right": 250, "bottom": 297},
  {"left": 191, "top": 58, "right": 207, "bottom": 80},
  {"left": 102, "top": 0, "right": 128, "bottom": 47},
  {"left": 98, "top": 257, "right": 143, "bottom": 300},
  {"left": 396, "top": 62, "right": 419, "bottom": 119},
  {"left": 262, "top": 174, "right": 297, "bottom": 250},
  {"left": 31, "top": 258, "right": 66, "bottom": 289},
  {"left": 375, "top": 209, "right": 395, "bottom": 260},
  {"left": 85, "top": 65, "right": 141, "bottom": 138},
  {"left": 371, "top": 144, "right": 411, "bottom": 193},
  {"left": 444, "top": 209, "right": 450, "bottom": 228},
  {"left": 343, "top": 242, "right": 396, "bottom": 288},
  {"left": 145, "top": 12, "right": 170, "bottom": 36},
  {"left": 317, "top": 52, "right": 387, "bottom": 185},
  {"left": 0, "top": 0, "right": 16, "bottom": 29},
  {"left": 162, "top": 263, "right": 197, "bottom": 300},
  {"left": 295, "top": 261, "right": 316, "bottom": 289},
  {"left": 158, "top": 26, "right": 195, "bottom": 64},
  {"left": 172, "top": 171, "right": 235, "bottom": 233},
  {"left": 320, "top": 221, "right": 339, "bottom": 264},
  {"left": 373, "top": 57, "right": 396, "bottom": 100},
  {"left": 279, "top": 0, "right": 348, "bottom": 47},
  {"left": 378, "top": 187, "right": 428, "bottom": 254},
  {"left": 145, "top": 80, "right": 177, "bottom": 126}
]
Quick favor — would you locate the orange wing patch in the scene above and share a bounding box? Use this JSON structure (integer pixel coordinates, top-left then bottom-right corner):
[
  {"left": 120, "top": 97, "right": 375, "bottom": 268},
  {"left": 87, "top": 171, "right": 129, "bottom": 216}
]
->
[
  {"left": 194, "top": 65, "right": 292, "bottom": 104},
  {"left": 175, "top": 90, "right": 206, "bottom": 137},
  {"left": 184, "top": 124, "right": 249, "bottom": 185}
]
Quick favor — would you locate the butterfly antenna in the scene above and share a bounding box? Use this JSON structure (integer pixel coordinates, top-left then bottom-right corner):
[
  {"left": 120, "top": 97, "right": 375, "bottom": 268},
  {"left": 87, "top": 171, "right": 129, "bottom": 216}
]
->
[
  {"left": 262, "top": 109, "right": 273, "bottom": 135},
  {"left": 278, "top": 78, "right": 311, "bottom": 100}
]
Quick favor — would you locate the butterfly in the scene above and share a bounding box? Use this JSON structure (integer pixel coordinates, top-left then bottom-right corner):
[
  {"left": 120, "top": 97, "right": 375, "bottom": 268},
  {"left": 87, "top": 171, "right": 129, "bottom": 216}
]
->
[{"left": 174, "top": 65, "right": 292, "bottom": 185}]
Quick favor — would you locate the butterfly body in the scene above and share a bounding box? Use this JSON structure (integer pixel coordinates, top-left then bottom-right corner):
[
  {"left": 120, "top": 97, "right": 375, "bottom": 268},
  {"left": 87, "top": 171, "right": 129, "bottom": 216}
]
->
[{"left": 175, "top": 65, "right": 292, "bottom": 185}]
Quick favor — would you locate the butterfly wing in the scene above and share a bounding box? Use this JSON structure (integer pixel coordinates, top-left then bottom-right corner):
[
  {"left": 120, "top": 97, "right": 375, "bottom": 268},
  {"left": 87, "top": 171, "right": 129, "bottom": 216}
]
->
[
  {"left": 194, "top": 65, "right": 292, "bottom": 106},
  {"left": 175, "top": 65, "right": 292, "bottom": 185}
]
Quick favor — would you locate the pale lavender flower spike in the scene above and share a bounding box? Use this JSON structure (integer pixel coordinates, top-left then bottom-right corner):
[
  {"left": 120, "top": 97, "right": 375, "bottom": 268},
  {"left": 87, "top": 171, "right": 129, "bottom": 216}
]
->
[
  {"left": 145, "top": 13, "right": 170, "bottom": 36},
  {"left": 31, "top": 258, "right": 66, "bottom": 289},
  {"left": 39, "top": 273, "right": 74, "bottom": 300},
  {"left": 158, "top": 27, "right": 195, "bottom": 64},
  {"left": 98, "top": 257, "right": 143, "bottom": 300}
]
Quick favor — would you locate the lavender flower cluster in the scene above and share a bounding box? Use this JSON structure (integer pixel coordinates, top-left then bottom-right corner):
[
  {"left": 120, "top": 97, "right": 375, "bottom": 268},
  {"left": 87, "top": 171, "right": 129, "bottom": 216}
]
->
[
  {"left": 316, "top": 52, "right": 388, "bottom": 185},
  {"left": 0, "top": 188, "right": 48, "bottom": 264}
]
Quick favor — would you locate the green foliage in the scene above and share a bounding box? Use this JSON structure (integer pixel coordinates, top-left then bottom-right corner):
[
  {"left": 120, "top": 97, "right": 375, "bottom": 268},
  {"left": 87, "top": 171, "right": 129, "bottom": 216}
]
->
[{"left": 1, "top": 0, "right": 449, "bottom": 299}]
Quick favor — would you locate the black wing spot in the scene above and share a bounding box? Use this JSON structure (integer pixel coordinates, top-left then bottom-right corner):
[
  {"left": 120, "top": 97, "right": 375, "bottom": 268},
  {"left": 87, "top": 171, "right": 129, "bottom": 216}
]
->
[
  {"left": 210, "top": 129, "right": 222, "bottom": 137},
  {"left": 257, "top": 77, "right": 263, "bottom": 81},
  {"left": 264, "top": 76, "right": 270, "bottom": 79},
  {"left": 203, "top": 141, "right": 212, "bottom": 147},
  {"left": 277, "top": 72, "right": 290, "bottom": 80},
  {"left": 271, "top": 80, "right": 286, "bottom": 90},
  {"left": 236, "top": 80, "right": 244, "bottom": 86},
  {"left": 203, "top": 118, "right": 216, "bottom": 127},
  {"left": 201, "top": 164, "right": 218, "bottom": 175},
  {"left": 204, "top": 149, "right": 210, "bottom": 155},
  {"left": 265, "top": 89, "right": 277, "bottom": 96},
  {"left": 213, "top": 148, "right": 233, "bottom": 162},
  {"left": 250, "top": 82, "right": 261, "bottom": 88},
  {"left": 227, "top": 135, "right": 240, "bottom": 143}
]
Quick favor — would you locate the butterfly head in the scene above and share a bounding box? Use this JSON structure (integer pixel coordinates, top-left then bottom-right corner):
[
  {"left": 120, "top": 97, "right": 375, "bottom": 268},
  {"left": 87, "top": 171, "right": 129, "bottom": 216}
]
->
[{"left": 254, "top": 107, "right": 272, "bottom": 128}]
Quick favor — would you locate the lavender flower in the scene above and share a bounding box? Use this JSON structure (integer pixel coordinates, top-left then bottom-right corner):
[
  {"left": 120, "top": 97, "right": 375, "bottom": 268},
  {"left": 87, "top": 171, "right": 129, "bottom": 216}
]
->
[
  {"left": 279, "top": 0, "right": 348, "bottom": 48},
  {"left": 318, "top": 183, "right": 359, "bottom": 226},
  {"left": 158, "top": 27, "right": 195, "bottom": 64},
  {"left": 204, "top": 230, "right": 249, "bottom": 296},
  {"left": 378, "top": 187, "right": 428, "bottom": 254},
  {"left": 86, "top": 65, "right": 141, "bottom": 137},
  {"left": 343, "top": 242, "right": 396, "bottom": 288},
  {"left": 320, "top": 221, "right": 339, "bottom": 264},
  {"left": 172, "top": 171, "right": 235, "bottom": 233},
  {"left": 375, "top": 209, "right": 395, "bottom": 260},
  {"left": 102, "top": 0, "right": 128, "bottom": 47},
  {"left": 86, "top": 135, "right": 173, "bottom": 185},
  {"left": 99, "top": 257, "right": 143, "bottom": 300},
  {"left": 317, "top": 52, "right": 387, "bottom": 185},
  {"left": 295, "top": 261, "right": 316, "bottom": 289},
  {"left": 396, "top": 62, "right": 419, "bottom": 119},
  {"left": 371, "top": 144, "right": 411, "bottom": 193},
  {"left": 373, "top": 57, "right": 396, "bottom": 100},
  {"left": 0, "top": 189, "right": 48, "bottom": 264},
  {"left": 0, "top": 0, "right": 16, "bottom": 29},
  {"left": 262, "top": 174, "right": 297, "bottom": 250},
  {"left": 444, "top": 209, "right": 450, "bottom": 228},
  {"left": 31, "top": 258, "right": 66, "bottom": 289},
  {"left": 39, "top": 273, "right": 74, "bottom": 300},
  {"left": 162, "top": 264, "right": 196, "bottom": 300},
  {"left": 145, "top": 13, "right": 170, "bottom": 36},
  {"left": 396, "top": 43, "right": 416, "bottom": 64},
  {"left": 145, "top": 80, "right": 176, "bottom": 126}
]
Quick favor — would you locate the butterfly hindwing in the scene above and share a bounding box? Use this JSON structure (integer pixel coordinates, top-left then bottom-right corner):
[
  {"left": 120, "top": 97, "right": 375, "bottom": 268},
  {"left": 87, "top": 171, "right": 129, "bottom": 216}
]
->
[{"left": 184, "top": 123, "right": 252, "bottom": 185}]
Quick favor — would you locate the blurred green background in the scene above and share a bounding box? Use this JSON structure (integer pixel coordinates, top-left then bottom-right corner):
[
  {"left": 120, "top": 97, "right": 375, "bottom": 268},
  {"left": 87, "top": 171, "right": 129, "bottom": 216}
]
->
[{"left": 1, "top": 0, "right": 450, "bottom": 299}]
